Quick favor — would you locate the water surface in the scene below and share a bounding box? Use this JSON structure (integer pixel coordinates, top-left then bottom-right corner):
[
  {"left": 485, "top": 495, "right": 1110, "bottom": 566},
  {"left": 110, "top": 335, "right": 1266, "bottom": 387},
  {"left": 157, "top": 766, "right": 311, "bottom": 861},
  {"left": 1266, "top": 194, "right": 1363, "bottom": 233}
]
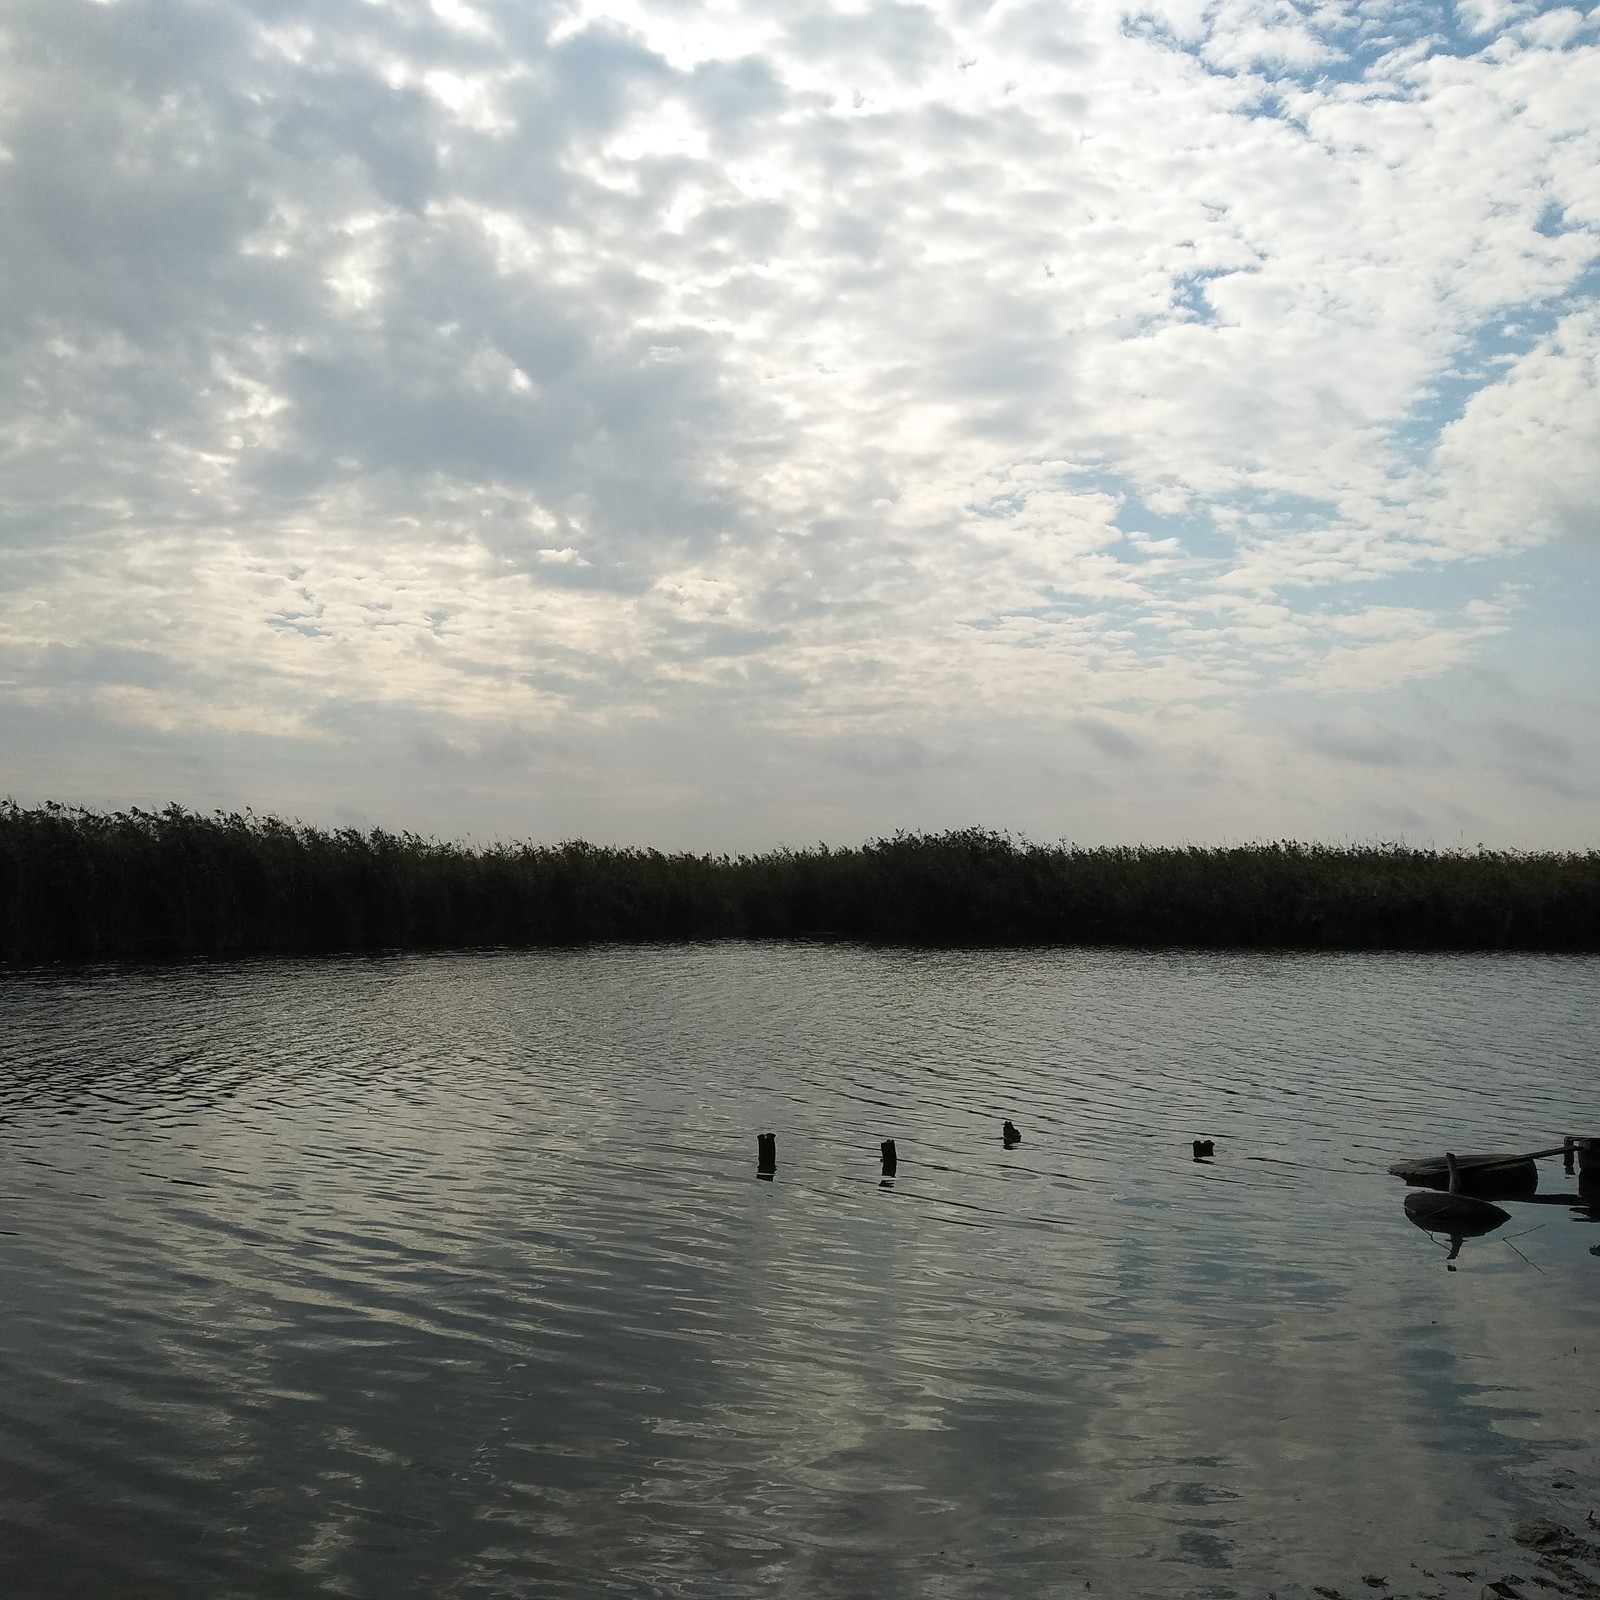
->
[{"left": 1, "top": 946, "right": 1596, "bottom": 1598}]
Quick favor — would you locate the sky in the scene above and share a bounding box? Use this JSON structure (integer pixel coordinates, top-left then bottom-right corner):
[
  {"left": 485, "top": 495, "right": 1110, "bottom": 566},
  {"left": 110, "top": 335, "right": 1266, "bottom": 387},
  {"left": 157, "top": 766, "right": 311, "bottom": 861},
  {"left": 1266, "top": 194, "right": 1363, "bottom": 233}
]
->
[{"left": 1, "top": 0, "right": 1597, "bottom": 850}]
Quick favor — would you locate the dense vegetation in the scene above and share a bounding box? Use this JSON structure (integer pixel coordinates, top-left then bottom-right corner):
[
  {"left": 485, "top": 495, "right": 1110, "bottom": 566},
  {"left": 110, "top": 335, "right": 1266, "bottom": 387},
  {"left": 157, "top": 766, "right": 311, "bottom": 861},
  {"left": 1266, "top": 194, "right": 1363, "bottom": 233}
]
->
[{"left": 2, "top": 802, "right": 1597, "bottom": 962}]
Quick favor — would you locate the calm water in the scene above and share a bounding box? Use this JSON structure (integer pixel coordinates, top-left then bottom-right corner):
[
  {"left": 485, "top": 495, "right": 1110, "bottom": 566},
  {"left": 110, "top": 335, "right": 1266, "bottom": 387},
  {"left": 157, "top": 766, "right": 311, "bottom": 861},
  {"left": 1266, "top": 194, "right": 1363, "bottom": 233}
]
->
[{"left": 1, "top": 946, "right": 1596, "bottom": 1599}]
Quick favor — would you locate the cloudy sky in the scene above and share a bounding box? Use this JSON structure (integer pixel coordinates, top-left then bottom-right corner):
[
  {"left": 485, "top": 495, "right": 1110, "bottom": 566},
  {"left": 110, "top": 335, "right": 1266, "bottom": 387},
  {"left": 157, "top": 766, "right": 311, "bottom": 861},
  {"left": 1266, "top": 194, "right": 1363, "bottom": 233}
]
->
[{"left": 1, "top": 0, "right": 1596, "bottom": 848}]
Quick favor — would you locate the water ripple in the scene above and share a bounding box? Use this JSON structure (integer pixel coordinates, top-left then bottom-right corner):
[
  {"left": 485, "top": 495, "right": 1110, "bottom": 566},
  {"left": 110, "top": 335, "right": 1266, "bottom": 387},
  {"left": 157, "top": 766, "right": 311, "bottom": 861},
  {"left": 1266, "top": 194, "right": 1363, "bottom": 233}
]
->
[{"left": 1, "top": 946, "right": 1597, "bottom": 1598}]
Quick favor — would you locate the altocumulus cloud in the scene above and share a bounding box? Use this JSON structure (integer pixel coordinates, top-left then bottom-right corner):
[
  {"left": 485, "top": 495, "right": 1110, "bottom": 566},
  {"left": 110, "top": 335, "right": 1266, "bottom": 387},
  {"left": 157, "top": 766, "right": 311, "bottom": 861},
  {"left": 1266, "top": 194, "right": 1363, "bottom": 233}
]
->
[{"left": 0, "top": 0, "right": 1596, "bottom": 846}]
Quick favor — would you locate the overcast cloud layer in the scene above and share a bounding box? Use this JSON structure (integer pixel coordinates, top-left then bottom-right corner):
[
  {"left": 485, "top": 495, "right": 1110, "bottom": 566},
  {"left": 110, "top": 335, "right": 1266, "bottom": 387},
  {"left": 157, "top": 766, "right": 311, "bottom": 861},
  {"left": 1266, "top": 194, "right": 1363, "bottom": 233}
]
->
[{"left": 1, "top": 0, "right": 1597, "bottom": 846}]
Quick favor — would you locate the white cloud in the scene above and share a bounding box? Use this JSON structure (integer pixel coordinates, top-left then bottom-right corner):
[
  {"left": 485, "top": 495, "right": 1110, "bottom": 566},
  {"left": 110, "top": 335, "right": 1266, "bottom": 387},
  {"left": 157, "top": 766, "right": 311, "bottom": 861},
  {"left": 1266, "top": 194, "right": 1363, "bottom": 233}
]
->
[{"left": 0, "top": 0, "right": 1596, "bottom": 843}]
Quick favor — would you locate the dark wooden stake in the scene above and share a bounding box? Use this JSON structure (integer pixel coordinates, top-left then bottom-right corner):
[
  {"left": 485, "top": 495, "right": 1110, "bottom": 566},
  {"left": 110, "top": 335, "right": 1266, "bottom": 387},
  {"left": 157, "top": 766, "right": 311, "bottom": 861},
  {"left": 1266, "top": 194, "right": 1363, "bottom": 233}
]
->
[{"left": 757, "top": 1132, "right": 776, "bottom": 1178}]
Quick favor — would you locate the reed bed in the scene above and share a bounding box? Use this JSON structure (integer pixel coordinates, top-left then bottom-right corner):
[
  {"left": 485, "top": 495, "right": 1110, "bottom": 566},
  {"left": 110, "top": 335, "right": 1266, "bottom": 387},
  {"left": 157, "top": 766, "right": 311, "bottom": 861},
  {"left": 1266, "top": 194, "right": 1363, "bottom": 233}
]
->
[{"left": 2, "top": 802, "right": 1597, "bottom": 962}]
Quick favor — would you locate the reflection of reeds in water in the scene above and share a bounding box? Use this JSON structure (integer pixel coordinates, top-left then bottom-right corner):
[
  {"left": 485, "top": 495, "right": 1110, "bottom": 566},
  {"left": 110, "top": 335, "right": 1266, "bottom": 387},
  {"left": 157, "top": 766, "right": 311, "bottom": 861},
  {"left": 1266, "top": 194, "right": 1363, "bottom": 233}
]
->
[{"left": 3, "top": 803, "right": 1598, "bottom": 961}]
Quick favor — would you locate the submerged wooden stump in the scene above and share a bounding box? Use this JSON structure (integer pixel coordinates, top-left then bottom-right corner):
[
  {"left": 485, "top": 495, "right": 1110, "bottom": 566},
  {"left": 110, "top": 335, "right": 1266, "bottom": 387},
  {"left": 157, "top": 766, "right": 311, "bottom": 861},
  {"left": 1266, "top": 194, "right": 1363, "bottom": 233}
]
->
[{"left": 1566, "top": 1135, "right": 1600, "bottom": 1174}]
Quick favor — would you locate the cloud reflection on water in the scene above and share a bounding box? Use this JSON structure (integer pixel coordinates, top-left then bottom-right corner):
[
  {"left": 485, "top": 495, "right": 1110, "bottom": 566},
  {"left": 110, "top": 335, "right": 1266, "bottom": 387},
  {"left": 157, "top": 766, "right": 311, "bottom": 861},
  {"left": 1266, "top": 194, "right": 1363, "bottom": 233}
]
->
[{"left": 0, "top": 946, "right": 1597, "bottom": 1596}]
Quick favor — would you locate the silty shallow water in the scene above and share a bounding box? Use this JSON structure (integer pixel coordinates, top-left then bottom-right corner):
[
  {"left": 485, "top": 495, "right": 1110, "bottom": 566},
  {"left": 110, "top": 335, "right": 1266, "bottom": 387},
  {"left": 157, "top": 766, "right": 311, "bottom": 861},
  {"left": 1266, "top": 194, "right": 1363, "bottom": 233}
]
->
[{"left": 0, "top": 945, "right": 1596, "bottom": 1598}]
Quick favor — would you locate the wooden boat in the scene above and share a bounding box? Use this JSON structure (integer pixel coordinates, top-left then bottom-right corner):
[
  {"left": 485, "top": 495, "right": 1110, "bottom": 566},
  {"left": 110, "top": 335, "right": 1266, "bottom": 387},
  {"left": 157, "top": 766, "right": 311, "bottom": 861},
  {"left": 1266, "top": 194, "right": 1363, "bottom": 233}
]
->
[
  {"left": 1403, "top": 1153, "right": 1511, "bottom": 1236},
  {"left": 1404, "top": 1187, "right": 1511, "bottom": 1235},
  {"left": 1389, "top": 1150, "right": 1540, "bottom": 1198}
]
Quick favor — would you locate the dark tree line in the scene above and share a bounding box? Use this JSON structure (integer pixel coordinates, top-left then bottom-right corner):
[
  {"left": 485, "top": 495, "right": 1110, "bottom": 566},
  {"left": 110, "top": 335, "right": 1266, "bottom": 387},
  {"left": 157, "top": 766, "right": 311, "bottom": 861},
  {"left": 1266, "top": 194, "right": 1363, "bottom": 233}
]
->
[{"left": 2, "top": 802, "right": 1597, "bottom": 962}]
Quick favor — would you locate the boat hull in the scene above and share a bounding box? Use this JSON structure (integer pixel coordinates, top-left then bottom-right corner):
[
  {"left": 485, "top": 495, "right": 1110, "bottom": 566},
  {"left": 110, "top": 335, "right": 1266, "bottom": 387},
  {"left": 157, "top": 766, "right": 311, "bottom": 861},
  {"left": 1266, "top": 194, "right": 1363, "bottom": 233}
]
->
[
  {"left": 1404, "top": 1189, "right": 1511, "bottom": 1236},
  {"left": 1388, "top": 1153, "right": 1538, "bottom": 1198}
]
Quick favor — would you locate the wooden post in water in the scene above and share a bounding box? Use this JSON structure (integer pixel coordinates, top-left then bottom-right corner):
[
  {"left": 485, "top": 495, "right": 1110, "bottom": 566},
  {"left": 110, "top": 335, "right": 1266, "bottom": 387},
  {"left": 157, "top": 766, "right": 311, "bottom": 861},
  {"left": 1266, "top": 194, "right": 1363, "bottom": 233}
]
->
[
  {"left": 880, "top": 1139, "right": 897, "bottom": 1177},
  {"left": 757, "top": 1133, "right": 776, "bottom": 1179}
]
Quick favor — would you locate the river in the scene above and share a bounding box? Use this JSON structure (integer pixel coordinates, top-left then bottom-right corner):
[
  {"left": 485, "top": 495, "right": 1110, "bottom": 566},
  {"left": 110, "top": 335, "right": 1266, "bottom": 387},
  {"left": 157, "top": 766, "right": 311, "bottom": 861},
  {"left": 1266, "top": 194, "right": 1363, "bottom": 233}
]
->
[{"left": 1, "top": 945, "right": 1596, "bottom": 1597}]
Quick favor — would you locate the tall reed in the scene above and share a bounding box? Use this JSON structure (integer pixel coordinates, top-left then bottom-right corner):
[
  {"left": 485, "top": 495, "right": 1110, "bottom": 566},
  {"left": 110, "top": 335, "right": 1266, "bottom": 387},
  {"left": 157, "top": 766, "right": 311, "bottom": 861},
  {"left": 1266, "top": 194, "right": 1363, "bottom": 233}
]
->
[{"left": 2, "top": 802, "right": 1596, "bottom": 961}]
